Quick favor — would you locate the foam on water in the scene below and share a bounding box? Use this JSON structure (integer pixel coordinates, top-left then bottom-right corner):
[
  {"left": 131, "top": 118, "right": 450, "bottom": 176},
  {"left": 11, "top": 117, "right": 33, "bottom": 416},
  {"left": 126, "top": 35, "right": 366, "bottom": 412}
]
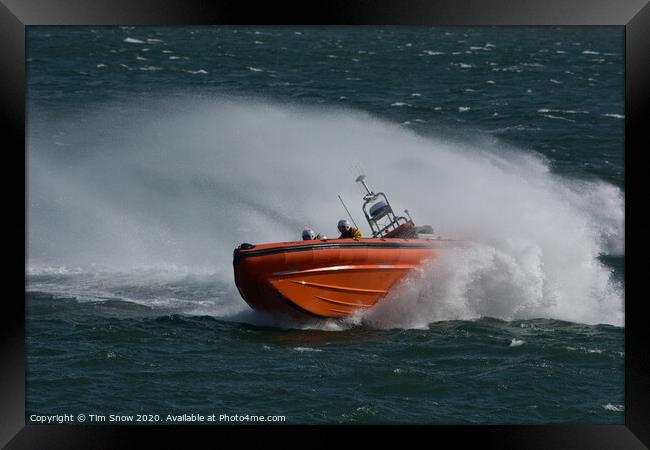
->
[
  {"left": 602, "top": 404, "right": 624, "bottom": 412},
  {"left": 123, "top": 37, "right": 145, "bottom": 44},
  {"left": 293, "top": 347, "right": 323, "bottom": 352},
  {"left": 27, "top": 97, "right": 624, "bottom": 328}
]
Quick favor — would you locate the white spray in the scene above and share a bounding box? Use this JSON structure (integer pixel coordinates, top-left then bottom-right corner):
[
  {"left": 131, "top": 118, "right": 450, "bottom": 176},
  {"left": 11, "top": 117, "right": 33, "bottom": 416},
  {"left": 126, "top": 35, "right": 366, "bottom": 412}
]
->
[{"left": 27, "top": 97, "right": 624, "bottom": 327}]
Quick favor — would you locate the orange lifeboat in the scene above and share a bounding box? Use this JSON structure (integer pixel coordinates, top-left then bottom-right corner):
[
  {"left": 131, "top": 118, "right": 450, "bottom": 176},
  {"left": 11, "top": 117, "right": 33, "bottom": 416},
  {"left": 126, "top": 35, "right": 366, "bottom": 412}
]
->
[
  {"left": 232, "top": 174, "right": 461, "bottom": 319},
  {"left": 233, "top": 238, "right": 457, "bottom": 318}
]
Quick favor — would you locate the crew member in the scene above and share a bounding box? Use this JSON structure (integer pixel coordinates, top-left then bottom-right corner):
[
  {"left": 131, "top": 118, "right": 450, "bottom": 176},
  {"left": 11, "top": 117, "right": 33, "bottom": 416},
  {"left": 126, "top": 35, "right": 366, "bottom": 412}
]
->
[
  {"left": 302, "top": 228, "right": 316, "bottom": 240},
  {"left": 337, "top": 219, "right": 362, "bottom": 239}
]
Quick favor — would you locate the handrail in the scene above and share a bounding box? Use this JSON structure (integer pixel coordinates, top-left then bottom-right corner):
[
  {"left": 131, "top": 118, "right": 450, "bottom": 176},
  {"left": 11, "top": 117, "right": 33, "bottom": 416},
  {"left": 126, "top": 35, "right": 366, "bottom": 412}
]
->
[{"left": 355, "top": 175, "right": 415, "bottom": 239}]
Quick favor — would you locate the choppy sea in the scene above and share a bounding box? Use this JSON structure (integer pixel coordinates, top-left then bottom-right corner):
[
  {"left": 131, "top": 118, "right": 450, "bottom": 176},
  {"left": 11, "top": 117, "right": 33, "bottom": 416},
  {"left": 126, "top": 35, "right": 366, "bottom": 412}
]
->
[{"left": 27, "top": 26, "right": 624, "bottom": 424}]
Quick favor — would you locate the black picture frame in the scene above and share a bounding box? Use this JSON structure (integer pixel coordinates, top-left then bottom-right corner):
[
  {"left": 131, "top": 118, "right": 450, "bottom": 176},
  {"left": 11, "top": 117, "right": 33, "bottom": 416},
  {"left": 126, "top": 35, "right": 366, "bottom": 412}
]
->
[{"left": 2, "top": 0, "right": 647, "bottom": 448}]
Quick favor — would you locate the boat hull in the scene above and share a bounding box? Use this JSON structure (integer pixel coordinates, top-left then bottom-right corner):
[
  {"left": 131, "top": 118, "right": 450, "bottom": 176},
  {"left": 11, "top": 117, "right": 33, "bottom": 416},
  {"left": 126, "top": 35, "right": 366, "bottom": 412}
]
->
[{"left": 233, "top": 238, "right": 454, "bottom": 318}]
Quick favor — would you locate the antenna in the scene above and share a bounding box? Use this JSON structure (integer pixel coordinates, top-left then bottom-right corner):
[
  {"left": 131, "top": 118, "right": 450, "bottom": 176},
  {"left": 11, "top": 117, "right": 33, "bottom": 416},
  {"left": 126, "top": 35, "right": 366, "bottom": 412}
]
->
[
  {"left": 338, "top": 194, "right": 359, "bottom": 229},
  {"left": 355, "top": 174, "right": 373, "bottom": 197}
]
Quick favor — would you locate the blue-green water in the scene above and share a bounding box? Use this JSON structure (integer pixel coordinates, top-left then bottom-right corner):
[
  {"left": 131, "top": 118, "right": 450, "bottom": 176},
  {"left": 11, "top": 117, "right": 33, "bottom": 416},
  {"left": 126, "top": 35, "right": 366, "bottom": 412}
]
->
[{"left": 26, "top": 26, "right": 624, "bottom": 424}]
